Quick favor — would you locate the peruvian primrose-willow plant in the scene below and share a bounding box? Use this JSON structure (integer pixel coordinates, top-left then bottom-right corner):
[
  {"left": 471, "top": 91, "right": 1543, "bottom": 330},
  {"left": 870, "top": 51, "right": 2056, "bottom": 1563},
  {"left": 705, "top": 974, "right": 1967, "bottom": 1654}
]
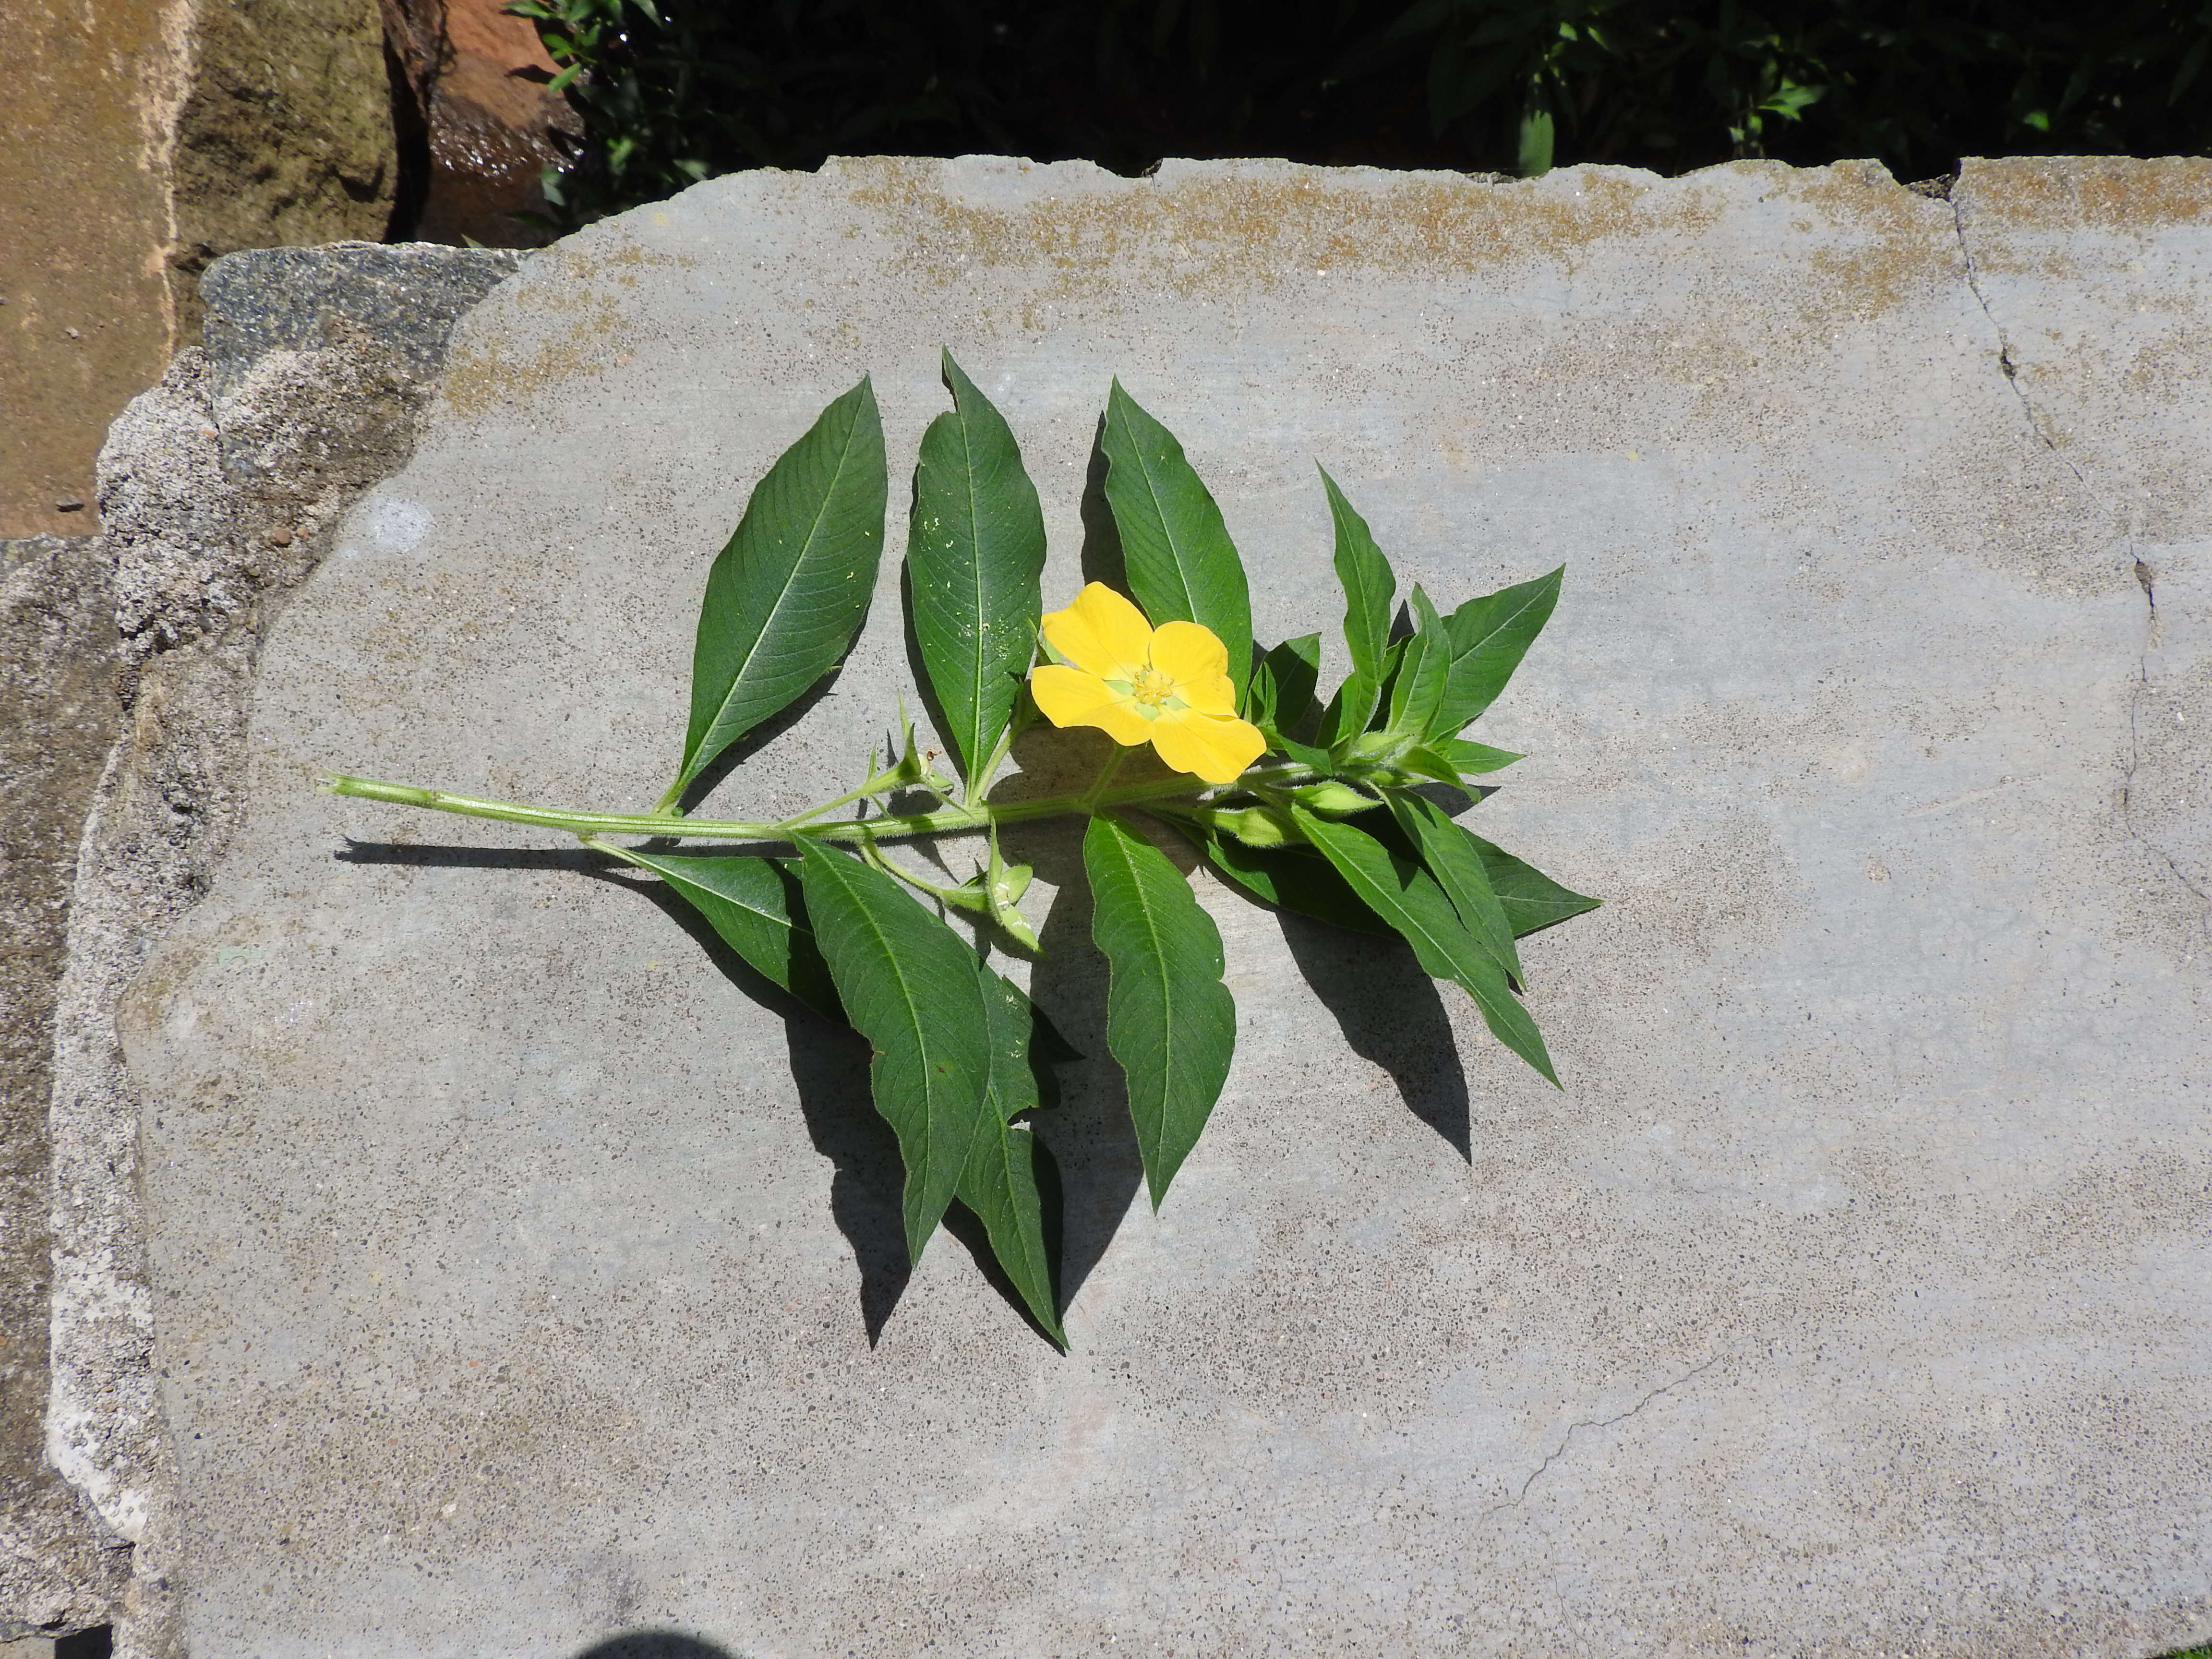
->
[{"left": 328, "top": 354, "right": 1599, "bottom": 1347}]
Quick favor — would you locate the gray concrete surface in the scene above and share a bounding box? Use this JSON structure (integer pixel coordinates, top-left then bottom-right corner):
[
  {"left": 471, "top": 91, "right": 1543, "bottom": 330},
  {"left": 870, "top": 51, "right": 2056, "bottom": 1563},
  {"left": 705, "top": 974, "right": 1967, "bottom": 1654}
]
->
[
  {"left": 40, "top": 242, "right": 521, "bottom": 1657},
  {"left": 107, "top": 157, "right": 2209, "bottom": 1657}
]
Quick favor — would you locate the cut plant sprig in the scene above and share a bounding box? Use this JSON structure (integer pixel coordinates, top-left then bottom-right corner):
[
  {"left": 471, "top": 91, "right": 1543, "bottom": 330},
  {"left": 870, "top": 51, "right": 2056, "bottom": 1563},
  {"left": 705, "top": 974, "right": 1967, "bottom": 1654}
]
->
[
  {"left": 322, "top": 754, "right": 1334, "bottom": 847},
  {"left": 325, "top": 355, "right": 1599, "bottom": 1348}
]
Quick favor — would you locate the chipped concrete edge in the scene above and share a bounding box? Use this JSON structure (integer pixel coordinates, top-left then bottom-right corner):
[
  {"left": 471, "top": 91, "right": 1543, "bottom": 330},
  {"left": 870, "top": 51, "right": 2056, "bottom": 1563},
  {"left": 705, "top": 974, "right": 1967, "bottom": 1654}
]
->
[{"left": 43, "top": 240, "right": 525, "bottom": 1658}]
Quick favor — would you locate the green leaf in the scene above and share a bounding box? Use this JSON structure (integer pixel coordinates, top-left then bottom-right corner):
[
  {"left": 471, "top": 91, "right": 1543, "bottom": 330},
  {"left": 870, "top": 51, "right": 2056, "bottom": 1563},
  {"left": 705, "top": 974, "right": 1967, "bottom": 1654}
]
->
[
  {"left": 1198, "top": 833, "right": 1393, "bottom": 936},
  {"left": 669, "top": 380, "right": 888, "bottom": 806},
  {"left": 1386, "top": 791, "right": 1522, "bottom": 985},
  {"left": 1101, "top": 381, "right": 1253, "bottom": 703},
  {"left": 1432, "top": 737, "right": 1523, "bottom": 775},
  {"left": 1083, "top": 813, "right": 1238, "bottom": 1208},
  {"left": 1467, "top": 833, "right": 1603, "bottom": 938},
  {"left": 793, "top": 840, "right": 996, "bottom": 1263},
  {"left": 1273, "top": 734, "right": 1335, "bottom": 773},
  {"left": 908, "top": 351, "right": 1047, "bottom": 789},
  {"left": 1250, "top": 634, "right": 1322, "bottom": 741},
  {"left": 1385, "top": 585, "right": 1451, "bottom": 738},
  {"left": 1433, "top": 566, "right": 1563, "bottom": 737},
  {"left": 956, "top": 969, "right": 1065, "bottom": 1344},
  {"left": 1393, "top": 745, "right": 1468, "bottom": 787},
  {"left": 1319, "top": 466, "right": 1395, "bottom": 738},
  {"left": 1291, "top": 808, "right": 1559, "bottom": 1086},
  {"left": 617, "top": 849, "right": 837, "bottom": 1018}
]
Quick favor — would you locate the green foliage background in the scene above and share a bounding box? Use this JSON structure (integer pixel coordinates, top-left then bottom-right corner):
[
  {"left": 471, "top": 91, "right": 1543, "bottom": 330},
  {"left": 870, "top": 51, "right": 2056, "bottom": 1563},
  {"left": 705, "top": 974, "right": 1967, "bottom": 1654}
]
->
[{"left": 511, "top": 0, "right": 2212, "bottom": 229}]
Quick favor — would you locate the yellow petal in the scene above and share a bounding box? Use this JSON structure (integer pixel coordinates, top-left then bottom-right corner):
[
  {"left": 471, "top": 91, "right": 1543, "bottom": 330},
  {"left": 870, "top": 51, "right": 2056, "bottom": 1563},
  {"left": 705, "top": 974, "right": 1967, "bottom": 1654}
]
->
[
  {"left": 1041, "top": 583, "right": 1153, "bottom": 680},
  {"left": 1149, "top": 620, "right": 1229, "bottom": 685},
  {"left": 1149, "top": 709, "right": 1267, "bottom": 784},
  {"left": 1178, "top": 675, "right": 1238, "bottom": 716},
  {"left": 1030, "top": 664, "right": 1154, "bottom": 746}
]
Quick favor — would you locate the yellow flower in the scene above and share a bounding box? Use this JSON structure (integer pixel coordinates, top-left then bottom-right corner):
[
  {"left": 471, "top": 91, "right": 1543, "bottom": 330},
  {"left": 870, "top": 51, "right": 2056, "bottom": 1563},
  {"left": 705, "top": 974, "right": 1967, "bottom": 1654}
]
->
[{"left": 1031, "top": 584, "right": 1268, "bottom": 784}]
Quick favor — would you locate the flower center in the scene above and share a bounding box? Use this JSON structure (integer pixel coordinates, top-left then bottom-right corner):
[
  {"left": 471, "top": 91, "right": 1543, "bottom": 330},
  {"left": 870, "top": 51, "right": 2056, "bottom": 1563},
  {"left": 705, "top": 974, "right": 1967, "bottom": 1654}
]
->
[{"left": 1130, "top": 665, "right": 1176, "bottom": 707}]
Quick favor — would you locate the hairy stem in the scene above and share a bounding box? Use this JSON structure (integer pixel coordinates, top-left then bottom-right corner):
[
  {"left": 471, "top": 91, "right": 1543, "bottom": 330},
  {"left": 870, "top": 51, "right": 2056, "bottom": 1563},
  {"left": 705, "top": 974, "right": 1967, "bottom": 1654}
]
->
[{"left": 324, "top": 761, "right": 1324, "bottom": 847}]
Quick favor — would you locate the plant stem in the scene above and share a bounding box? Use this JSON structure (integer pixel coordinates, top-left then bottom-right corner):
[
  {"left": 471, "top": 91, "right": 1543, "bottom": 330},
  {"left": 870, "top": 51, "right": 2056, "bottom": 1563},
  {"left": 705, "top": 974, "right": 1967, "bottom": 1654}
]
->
[
  {"left": 324, "top": 761, "right": 1325, "bottom": 847},
  {"left": 857, "top": 839, "right": 977, "bottom": 906}
]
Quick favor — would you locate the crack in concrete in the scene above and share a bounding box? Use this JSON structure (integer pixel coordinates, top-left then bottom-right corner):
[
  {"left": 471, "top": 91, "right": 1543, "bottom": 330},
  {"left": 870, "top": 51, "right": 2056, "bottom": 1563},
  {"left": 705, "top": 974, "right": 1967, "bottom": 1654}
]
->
[
  {"left": 1948, "top": 194, "right": 2095, "bottom": 498},
  {"left": 1483, "top": 1355, "right": 1723, "bottom": 1518},
  {"left": 2121, "top": 561, "right": 2209, "bottom": 914},
  {"left": 1946, "top": 189, "right": 2208, "bottom": 927}
]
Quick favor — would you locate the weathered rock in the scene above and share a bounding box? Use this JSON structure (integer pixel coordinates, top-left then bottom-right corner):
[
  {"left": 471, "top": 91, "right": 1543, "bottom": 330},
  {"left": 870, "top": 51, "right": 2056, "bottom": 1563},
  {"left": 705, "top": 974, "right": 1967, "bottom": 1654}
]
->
[
  {"left": 0, "top": 0, "right": 192, "bottom": 540},
  {"left": 166, "top": 0, "right": 401, "bottom": 338},
  {"left": 37, "top": 243, "right": 519, "bottom": 1659},
  {"left": 0, "top": 0, "right": 402, "bottom": 540},
  {"left": 96, "top": 157, "right": 2212, "bottom": 1656},
  {"left": 0, "top": 537, "right": 132, "bottom": 1642}
]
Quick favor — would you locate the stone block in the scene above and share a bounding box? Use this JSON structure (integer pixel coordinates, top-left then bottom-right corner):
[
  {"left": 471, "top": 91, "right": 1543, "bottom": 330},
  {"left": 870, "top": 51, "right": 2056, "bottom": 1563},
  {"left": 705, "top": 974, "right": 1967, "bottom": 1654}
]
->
[
  {"left": 92, "top": 158, "right": 2212, "bottom": 1656},
  {"left": 29, "top": 243, "right": 518, "bottom": 1658},
  {"left": 0, "top": 536, "right": 129, "bottom": 1645},
  {"left": 0, "top": 0, "right": 397, "bottom": 539}
]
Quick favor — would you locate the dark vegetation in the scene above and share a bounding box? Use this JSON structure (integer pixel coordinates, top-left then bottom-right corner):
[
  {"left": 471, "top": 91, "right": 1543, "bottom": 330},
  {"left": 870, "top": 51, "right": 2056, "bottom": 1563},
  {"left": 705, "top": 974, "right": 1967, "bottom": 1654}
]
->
[{"left": 508, "top": 0, "right": 2212, "bottom": 229}]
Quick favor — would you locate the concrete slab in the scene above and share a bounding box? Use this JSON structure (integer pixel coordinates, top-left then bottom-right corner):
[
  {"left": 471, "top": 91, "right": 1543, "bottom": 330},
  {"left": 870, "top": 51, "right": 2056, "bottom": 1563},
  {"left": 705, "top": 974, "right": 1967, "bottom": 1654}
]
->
[
  {"left": 44, "top": 243, "right": 522, "bottom": 1658},
  {"left": 116, "top": 157, "right": 2210, "bottom": 1657}
]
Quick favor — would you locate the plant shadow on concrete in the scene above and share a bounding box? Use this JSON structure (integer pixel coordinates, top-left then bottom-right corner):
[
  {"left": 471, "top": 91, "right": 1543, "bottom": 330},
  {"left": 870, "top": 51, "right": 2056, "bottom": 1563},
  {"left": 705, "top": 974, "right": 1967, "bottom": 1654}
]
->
[
  {"left": 337, "top": 711, "right": 1486, "bottom": 1346},
  {"left": 570, "top": 1632, "right": 735, "bottom": 1659}
]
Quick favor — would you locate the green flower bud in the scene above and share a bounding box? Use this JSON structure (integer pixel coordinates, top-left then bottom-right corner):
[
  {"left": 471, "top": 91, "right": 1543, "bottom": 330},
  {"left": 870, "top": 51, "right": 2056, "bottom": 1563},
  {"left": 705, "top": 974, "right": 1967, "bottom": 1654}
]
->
[{"left": 1289, "top": 780, "right": 1375, "bottom": 817}]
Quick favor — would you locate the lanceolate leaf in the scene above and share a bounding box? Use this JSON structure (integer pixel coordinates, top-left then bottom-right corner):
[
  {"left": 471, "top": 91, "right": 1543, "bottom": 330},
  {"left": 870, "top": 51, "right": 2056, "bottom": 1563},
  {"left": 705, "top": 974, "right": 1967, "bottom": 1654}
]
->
[
  {"left": 1084, "top": 813, "right": 1238, "bottom": 1208},
  {"left": 1386, "top": 792, "right": 1522, "bottom": 985},
  {"left": 1468, "top": 833, "right": 1604, "bottom": 938},
  {"left": 1431, "top": 737, "right": 1523, "bottom": 775},
  {"left": 1432, "top": 565, "right": 1563, "bottom": 737},
  {"left": 793, "top": 840, "right": 996, "bottom": 1263},
  {"left": 909, "top": 352, "right": 1047, "bottom": 789},
  {"left": 1386, "top": 585, "right": 1451, "bottom": 738},
  {"left": 1101, "top": 382, "right": 1253, "bottom": 702},
  {"left": 1197, "top": 833, "right": 1392, "bottom": 937},
  {"left": 1319, "top": 466, "right": 1395, "bottom": 738},
  {"left": 957, "top": 969, "right": 1065, "bottom": 1344},
  {"left": 669, "top": 380, "right": 888, "bottom": 806},
  {"left": 619, "top": 848, "right": 837, "bottom": 1017},
  {"left": 1291, "top": 807, "right": 1560, "bottom": 1086}
]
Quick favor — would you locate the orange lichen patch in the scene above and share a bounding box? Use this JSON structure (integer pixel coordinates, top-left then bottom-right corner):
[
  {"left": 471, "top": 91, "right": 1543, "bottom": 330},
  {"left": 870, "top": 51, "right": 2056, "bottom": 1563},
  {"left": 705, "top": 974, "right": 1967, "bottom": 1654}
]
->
[
  {"left": 1961, "top": 156, "right": 2212, "bottom": 233},
  {"left": 440, "top": 297, "right": 636, "bottom": 418},
  {"left": 839, "top": 157, "right": 1670, "bottom": 299},
  {"left": 2117, "top": 321, "right": 2212, "bottom": 407},
  {"left": 436, "top": 232, "right": 676, "bottom": 415},
  {"left": 1789, "top": 159, "right": 1963, "bottom": 323}
]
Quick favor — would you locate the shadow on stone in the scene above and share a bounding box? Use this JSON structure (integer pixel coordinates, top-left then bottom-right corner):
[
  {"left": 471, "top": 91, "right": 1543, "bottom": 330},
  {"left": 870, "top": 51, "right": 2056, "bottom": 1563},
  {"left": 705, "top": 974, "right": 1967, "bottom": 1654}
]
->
[
  {"left": 333, "top": 814, "right": 1468, "bottom": 1335},
  {"left": 1077, "top": 415, "right": 1124, "bottom": 591},
  {"left": 1277, "top": 912, "right": 1470, "bottom": 1161},
  {"left": 336, "top": 842, "right": 915, "bottom": 1344},
  {"left": 1003, "top": 807, "right": 1147, "bottom": 1308},
  {"left": 669, "top": 669, "right": 848, "bottom": 818},
  {"left": 601, "top": 865, "right": 914, "bottom": 1346},
  {"left": 569, "top": 1633, "right": 736, "bottom": 1659}
]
